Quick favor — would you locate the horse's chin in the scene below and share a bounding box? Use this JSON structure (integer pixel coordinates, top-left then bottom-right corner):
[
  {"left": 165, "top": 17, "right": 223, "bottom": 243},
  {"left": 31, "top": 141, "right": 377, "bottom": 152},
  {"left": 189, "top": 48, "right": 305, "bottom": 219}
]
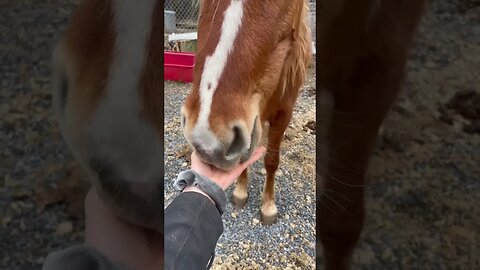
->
[{"left": 91, "top": 177, "right": 164, "bottom": 233}]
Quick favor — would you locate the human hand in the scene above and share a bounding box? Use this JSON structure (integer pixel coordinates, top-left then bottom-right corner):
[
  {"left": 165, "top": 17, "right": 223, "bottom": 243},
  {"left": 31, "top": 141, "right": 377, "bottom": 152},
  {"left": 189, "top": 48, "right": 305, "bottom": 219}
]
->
[
  {"left": 190, "top": 146, "right": 267, "bottom": 190},
  {"left": 84, "top": 189, "right": 163, "bottom": 270}
]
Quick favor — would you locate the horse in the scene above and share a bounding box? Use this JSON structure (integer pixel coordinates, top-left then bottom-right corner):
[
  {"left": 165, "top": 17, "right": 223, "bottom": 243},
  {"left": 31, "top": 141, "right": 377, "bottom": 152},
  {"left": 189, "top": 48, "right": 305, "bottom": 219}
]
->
[
  {"left": 316, "top": 0, "right": 428, "bottom": 268},
  {"left": 51, "top": 0, "right": 164, "bottom": 232},
  {"left": 180, "top": 0, "right": 312, "bottom": 225}
]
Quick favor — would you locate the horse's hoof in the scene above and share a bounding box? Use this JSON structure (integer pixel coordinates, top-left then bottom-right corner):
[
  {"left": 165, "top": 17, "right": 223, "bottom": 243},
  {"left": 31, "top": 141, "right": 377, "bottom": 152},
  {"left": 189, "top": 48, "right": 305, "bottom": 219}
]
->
[
  {"left": 260, "top": 212, "right": 277, "bottom": 225},
  {"left": 260, "top": 204, "right": 278, "bottom": 225},
  {"left": 231, "top": 194, "right": 248, "bottom": 209}
]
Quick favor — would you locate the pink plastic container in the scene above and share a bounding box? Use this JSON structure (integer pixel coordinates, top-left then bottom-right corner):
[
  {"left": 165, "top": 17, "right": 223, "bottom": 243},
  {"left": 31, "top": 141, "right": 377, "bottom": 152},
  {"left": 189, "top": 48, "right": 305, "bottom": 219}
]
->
[{"left": 164, "top": 51, "right": 195, "bottom": 83}]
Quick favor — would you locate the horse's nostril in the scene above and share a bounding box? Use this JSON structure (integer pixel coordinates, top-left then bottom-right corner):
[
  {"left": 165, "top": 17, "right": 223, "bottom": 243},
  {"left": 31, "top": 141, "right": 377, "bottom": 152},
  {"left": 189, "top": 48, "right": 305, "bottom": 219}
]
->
[
  {"left": 89, "top": 159, "right": 118, "bottom": 183},
  {"left": 226, "top": 125, "right": 246, "bottom": 159},
  {"left": 191, "top": 125, "right": 247, "bottom": 163}
]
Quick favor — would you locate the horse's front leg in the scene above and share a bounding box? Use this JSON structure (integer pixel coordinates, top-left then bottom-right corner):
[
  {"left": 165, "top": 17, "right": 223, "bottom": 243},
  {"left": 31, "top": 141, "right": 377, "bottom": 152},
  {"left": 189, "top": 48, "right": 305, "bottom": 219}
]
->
[
  {"left": 261, "top": 111, "right": 292, "bottom": 225},
  {"left": 318, "top": 58, "right": 410, "bottom": 269},
  {"left": 232, "top": 169, "right": 249, "bottom": 209}
]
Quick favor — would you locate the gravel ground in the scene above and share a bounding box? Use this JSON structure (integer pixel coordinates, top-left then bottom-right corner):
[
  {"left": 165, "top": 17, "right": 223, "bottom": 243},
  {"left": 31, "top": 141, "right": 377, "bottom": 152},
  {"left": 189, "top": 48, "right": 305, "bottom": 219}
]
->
[
  {"left": 164, "top": 65, "right": 317, "bottom": 270},
  {"left": 0, "top": 0, "right": 479, "bottom": 269},
  {"left": 1, "top": 1, "right": 88, "bottom": 269}
]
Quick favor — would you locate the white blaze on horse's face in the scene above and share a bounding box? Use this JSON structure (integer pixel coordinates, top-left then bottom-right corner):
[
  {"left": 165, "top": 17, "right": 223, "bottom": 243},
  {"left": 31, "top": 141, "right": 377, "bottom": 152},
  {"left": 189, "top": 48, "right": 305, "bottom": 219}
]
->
[
  {"left": 52, "top": 0, "right": 163, "bottom": 229},
  {"left": 194, "top": 0, "right": 245, "bottom": 156},
  {"left": 182, "top": 0, "right": 260, "bottom": 170},
  {"left": 89, "top": 0, "right": 161, "bottom": 185}
]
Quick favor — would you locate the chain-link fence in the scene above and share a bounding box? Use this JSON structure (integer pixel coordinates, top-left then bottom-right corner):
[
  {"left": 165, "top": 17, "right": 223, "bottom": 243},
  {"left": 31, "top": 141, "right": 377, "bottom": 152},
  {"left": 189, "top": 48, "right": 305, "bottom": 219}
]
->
[
  {"left": 164, "top": 0, "right": 201, "bottom": 33},
  {"left": 165, "top": 0, "right": 316, "bottom": 41}
]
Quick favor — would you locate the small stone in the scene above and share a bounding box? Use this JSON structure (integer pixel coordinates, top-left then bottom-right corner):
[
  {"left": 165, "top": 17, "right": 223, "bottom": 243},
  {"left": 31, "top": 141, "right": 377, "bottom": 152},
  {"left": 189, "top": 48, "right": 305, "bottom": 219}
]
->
[
  {"left": 4, "top": 175, "right": 19, "bottom": 187},
  {"left": 20, "top": 220, "right": 26, "bottom": 231},
  {"left": 56, "top": 221, "right": 73, "bottom": 235},
  {"left": 181, "top": 162, "right": 187, "bottom": 167},
  {"left": 434, "top": 220, "right": 443, "bottom": 227},
  {"left": 252, "top": 218, "right": 259, "bottom": 225},
  {"left": 260, "top": 168, "right": 267, "bottom": 175},
  {"left": 306, "top": 196, "right": 312, "bottom": 204},
  {"left": 231, "top": 212, "right": 237, "bottom": 218},
  {"left": 303, "top": 120, "right": 316, "bottom": 134},
  {"left": 382, "top": 247, "right": 392, "bottom": 260},
  {"left": 464, "top": 120, "right": 480, "bottom": 134},
  {"left": 10, "top": 202, "right": 18, "bottom": 211},
  {"left": 2, "top": 255, "right": 10, "bottom": 263},
  {"left": 425, "top": 61, "right": 436, "bottom": 68},
  {"left": 294, "top": 182, "right": 304, "bottom": 189},
  {"left": 2, "top": 217, "right": 11, "bottom": 226},
  {"left": 12, "top": 190, "right": 30, "bottom": 200}
]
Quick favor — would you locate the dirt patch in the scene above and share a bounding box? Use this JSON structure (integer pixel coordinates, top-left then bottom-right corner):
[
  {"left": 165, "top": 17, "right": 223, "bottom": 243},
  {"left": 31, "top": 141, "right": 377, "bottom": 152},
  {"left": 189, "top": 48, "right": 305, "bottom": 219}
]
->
[{"left": 439, "top": 89, "right": 480, "bottom": 134}]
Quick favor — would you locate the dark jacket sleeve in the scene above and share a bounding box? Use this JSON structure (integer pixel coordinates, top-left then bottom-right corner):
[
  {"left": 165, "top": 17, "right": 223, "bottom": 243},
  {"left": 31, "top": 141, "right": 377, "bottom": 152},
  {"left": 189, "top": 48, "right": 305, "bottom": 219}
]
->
[
  {"left": 42, "top": 245, "right": 132, "bottom": 270},
  {"left": 164, "top": 191, "right": 224, "bottom": 270}
]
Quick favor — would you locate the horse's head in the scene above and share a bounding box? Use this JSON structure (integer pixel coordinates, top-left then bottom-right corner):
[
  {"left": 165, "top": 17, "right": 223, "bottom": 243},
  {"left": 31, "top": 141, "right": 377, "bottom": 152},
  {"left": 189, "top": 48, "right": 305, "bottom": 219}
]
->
[
  {"left": 51, "top": 0, "right": 163, "bottom": 230},
  {"left": 182, "top": 0, "right": 311, "bottom": 170}
]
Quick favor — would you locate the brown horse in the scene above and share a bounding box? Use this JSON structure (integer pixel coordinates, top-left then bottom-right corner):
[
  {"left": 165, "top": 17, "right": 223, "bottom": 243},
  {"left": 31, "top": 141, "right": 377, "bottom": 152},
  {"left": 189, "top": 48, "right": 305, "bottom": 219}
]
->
[
  {"left": 181, "top": 0, "right": 312, "bottom": 225},
  {"left": 316, "top": 0, "right": 428, "bottom": 269},
  {"left": 51, "top": 0, "right": 163, "bottom": 232}
]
